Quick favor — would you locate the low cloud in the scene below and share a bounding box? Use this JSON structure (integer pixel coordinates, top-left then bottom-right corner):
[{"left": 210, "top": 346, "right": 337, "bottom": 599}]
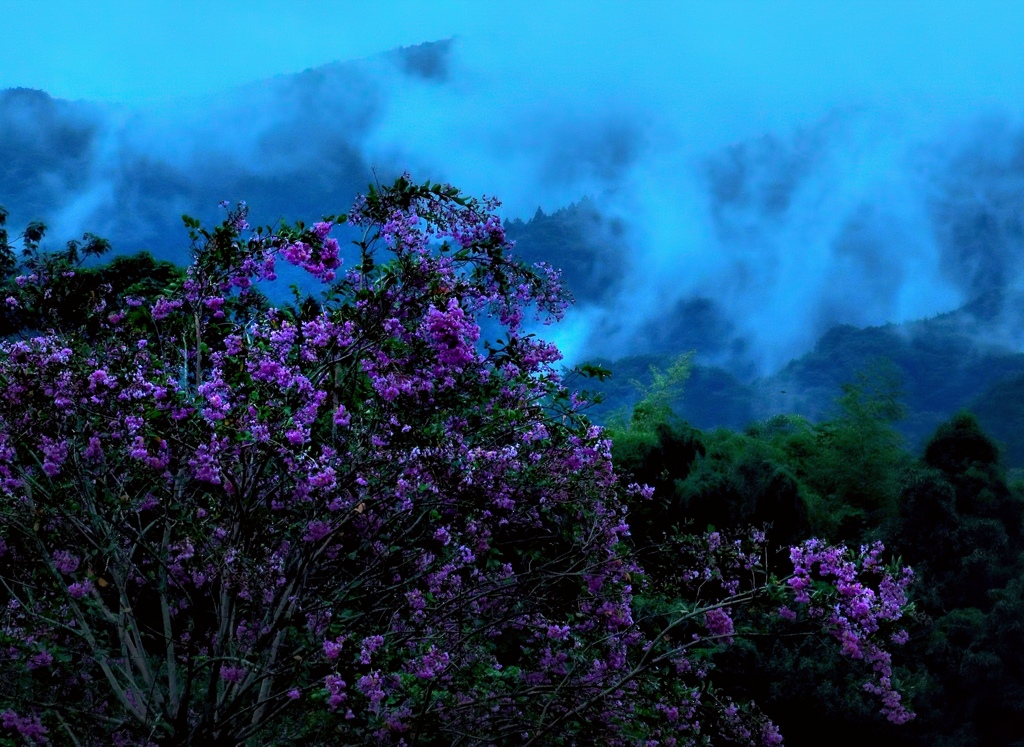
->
[{"left": 5, "top": 18, "right": 1024, "bottom": 377}]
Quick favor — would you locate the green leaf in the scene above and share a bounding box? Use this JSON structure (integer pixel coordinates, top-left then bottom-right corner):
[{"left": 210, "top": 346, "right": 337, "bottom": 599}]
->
[{"left": 576, "top": 362, "right": 612, "bottom": 382}]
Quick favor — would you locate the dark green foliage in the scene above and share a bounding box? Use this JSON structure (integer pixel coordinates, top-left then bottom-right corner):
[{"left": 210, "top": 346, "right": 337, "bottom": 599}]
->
[
  {"left": 800, "top": 368, "right": 908, "bottom": 540},
  {"left": 588, "top": 312, "right": 1024, "bottom": 469},
  {"left": 975, "top": 577, "right": 1024, "bottom": 744},
  {"left": 925, "top": 412, "right": 1002, "bottom": 475},
  {"left": 612, "top": 405, "right": 705, "bottom": 496},
  {"left": 503, "top": 199, "right": 627, "bottom": 304},
  {"left": 0, "top": 207, "right": 13, "bottom": 280},
  {"left": 872, "top": 413, "right": 1024, "bottom": 745},
  {"left": 732, "top": 368, "right": 909, "bottom": 544},
  {"left": 924, "top": 414, "right": 1023, "bottom": 580},
  {"left": 897, "top": 467, "right": 961, "bottom": 582},
  {"left": 680, "top": 429, "right": 809, "bottom": 547},
  {"left": 607, "top": 366, "right": 911, "bottom": 740},
  {"left": 608, "top": 396, "right": 706, "bottom": 580},
  {"left": 609, "top": 366, "right": 1024, "bottom": 746},
  {"left": 0, "top": 210, "right": 196, "bottom": 342}
]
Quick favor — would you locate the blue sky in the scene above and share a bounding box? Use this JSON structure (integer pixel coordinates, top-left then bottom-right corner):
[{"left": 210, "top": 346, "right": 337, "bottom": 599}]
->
[
  {"left": 6, "top": 1, "right": 1024, "bottom": 107},
  {"left": 1, "top": 1, "right": 484, "bottom": 102}
]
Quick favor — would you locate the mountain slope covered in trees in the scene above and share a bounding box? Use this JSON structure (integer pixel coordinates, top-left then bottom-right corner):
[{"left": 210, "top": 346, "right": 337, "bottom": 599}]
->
[{"left": 580, "top": 304, "right": 1024, "bottom": 466}]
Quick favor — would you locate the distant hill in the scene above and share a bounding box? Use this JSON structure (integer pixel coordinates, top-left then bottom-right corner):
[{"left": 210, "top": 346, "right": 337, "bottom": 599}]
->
[
  {"left": 503, "top": 200, "right": 628, "bottom": 305},
  {"left": 0, "top": 43, "right": 459, "bottom": 265},
  {"left": 0, "top": 87, "right": 106, "bottom": 228},
  {"left": 581, "top": 294, "right": 1024, "bottom": 464},
  {"left": 968, "top": 373, "right": 1024, "bottom": 467}
]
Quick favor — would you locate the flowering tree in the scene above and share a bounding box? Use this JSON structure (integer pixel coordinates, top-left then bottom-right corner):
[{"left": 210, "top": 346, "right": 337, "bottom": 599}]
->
[{"left": 0, "top": 178, "right": 913, "bottom": 745}]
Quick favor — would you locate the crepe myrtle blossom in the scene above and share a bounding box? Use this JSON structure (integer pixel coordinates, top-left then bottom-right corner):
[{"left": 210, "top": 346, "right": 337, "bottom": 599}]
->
[
  {"left": 0, "top": 176, "right": 914, "bottom": 746},
  {"left": 786, "top": 540, "right": 916, "bottom": 724}
]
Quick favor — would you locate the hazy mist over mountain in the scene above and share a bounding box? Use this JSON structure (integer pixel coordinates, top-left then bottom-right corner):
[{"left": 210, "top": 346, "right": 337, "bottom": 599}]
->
[{"left": 6, "top": 13, "right": 1024, "bottom": 380}]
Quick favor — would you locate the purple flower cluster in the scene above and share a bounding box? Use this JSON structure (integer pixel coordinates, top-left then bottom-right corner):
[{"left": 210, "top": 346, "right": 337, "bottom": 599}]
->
[
  {"left": 422, "top": 297, "right": 480, "bottom": 370},
  {"left": 788, "top": 539, "right": 915, "bottom": 724},
  {"left": 0, "top": 176, "right": 917, "bottom": 745},
  {"left": 52, "top": 550, "right": 79, "bottom": 574},
  {"left": 704, "top": 607, "right": 735, "bottom": 639},
  {"left": 219, "top": 665, "right": 248, "bottom": 684},
  {"left": 1, "top": 711, "right": 48, "bottom": 743}
]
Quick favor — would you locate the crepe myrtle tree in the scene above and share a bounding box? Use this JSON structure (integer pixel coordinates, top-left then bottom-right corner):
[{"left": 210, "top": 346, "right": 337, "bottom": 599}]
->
[{"left": 0, "top": 178, "right": 914, "bottom": 746}]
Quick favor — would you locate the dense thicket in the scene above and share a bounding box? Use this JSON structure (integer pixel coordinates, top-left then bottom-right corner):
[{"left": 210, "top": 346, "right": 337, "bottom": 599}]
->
[{"left": 604, "top": 362, "right": 1024, "bottom": 747}]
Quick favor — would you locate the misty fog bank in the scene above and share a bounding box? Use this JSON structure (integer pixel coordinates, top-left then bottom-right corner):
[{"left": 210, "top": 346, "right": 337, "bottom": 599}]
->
[{"left": 5, "top": 26, "right": 1024, "bottom": 377}]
